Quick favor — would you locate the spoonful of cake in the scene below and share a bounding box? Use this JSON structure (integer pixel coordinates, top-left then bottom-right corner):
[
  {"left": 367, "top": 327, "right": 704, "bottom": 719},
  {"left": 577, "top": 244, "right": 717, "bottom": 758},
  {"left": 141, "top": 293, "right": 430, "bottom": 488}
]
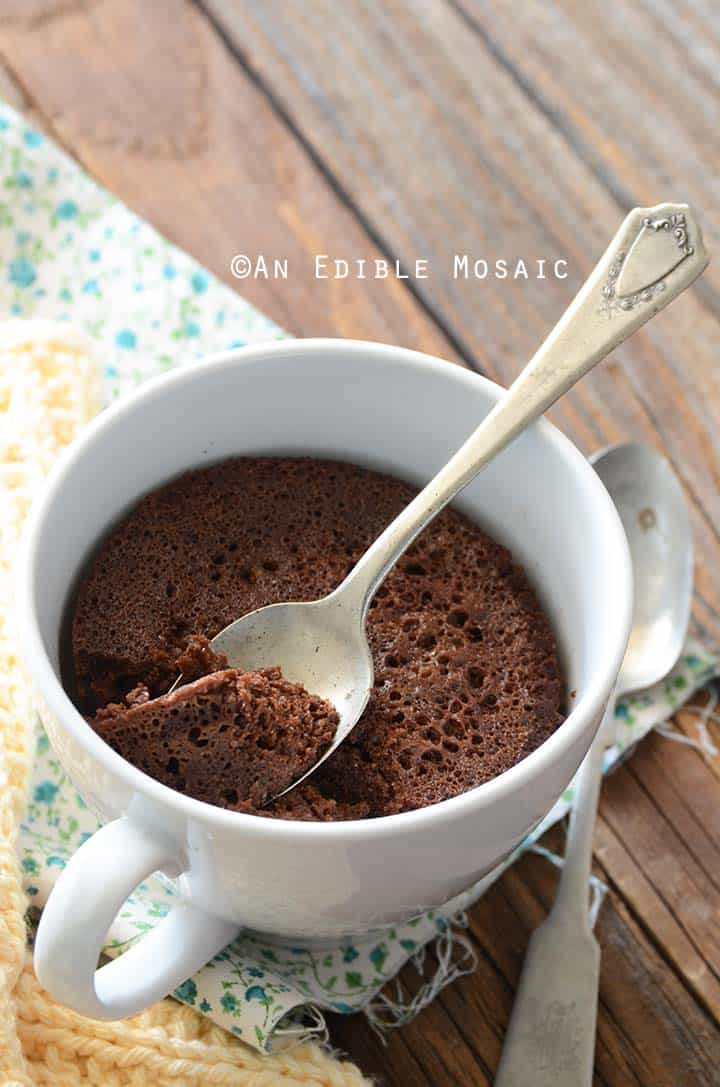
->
[{"left": 196, "top": 203, "right": 708, "bottom": 798}]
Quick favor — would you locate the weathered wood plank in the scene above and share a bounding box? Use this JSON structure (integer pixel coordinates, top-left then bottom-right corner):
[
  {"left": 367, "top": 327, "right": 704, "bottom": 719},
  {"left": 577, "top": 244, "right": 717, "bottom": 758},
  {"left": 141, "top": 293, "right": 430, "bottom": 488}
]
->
[
  {"left": 199, "top": 0, "right": 720, "bottom": 646},
  {"left": 0, "top": 0, "right": 455, "bottom": 357},
  {"left": 453, "top": 0, "right": 720, "bottom": 301},
  {"left": 600, "top": 751, "right": 720, "bottom": 994},
  {"left": 334, "top": 944, "right": 498, "bottom": 1087},
  {"left": 595, "top": 809, "right": 720, "bottom": 1024},
  {"left": 498, "top": 834, "right": 720, "bottom": 1086},
  {"left": 630, "top": 733, "right": 720, "bottom": 895},
  {"left": 329, "top": 1013, "right": 430, "bottom": 1087}
]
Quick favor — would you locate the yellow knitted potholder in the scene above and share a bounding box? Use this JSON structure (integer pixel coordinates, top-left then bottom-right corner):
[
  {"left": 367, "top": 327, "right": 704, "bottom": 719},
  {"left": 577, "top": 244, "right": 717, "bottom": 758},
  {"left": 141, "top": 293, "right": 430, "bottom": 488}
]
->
[{"left": 0, "top": 322, "right": 370, "bottom": 1087}]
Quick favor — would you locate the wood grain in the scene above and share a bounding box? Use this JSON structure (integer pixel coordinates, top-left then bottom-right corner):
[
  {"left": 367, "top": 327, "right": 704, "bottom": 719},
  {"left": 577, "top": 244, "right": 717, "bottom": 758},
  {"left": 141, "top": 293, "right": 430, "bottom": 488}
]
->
[
  {"left": 0, "top": 0, "right": 454, "bottom": 355},
  {"left": 198, "top": 0, "right": 720, "bottom": 649},
  {"left": 1, "top": 2, "right": 719, "bottom": 1084},
  {"left": 500, "top": 840, "right": 720, "bottom": 1086}
]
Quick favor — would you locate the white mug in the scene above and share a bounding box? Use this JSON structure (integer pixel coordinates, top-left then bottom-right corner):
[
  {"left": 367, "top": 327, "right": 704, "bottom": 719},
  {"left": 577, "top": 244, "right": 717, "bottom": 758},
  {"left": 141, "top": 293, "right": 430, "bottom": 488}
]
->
[{"left": 19, "top": 339, "right": 632, "bottom": 1019}]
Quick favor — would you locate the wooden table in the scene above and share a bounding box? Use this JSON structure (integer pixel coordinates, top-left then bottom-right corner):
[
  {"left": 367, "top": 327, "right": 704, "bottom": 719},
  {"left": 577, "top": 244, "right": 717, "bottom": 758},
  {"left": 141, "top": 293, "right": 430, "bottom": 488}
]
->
[{"left": 3, "top": 2, "right": 719, "bottom": 1083}]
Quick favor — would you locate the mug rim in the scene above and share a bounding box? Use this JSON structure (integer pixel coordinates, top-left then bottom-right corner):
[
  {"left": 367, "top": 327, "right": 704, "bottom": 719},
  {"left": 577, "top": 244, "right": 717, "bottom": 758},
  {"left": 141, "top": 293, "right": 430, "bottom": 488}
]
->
[{"left": 18, "top": 337, "right": 633, "bottom": 842}]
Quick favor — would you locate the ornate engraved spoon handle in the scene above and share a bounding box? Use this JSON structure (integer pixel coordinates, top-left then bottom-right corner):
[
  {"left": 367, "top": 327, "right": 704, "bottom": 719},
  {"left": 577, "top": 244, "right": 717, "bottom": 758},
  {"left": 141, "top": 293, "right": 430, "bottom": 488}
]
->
[{"left": 342, "top": 203, "right": 708, "bottom": 616}]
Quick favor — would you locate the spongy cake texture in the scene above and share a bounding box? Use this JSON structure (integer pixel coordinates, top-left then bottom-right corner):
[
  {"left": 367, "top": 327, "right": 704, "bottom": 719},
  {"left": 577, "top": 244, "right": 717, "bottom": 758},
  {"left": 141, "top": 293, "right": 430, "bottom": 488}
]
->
[
  {"left": 72, "top": 457, "right": 564, "bottom": 819},
  {"left": 93, "top": 667, "right": 338, "bottom": 809}
]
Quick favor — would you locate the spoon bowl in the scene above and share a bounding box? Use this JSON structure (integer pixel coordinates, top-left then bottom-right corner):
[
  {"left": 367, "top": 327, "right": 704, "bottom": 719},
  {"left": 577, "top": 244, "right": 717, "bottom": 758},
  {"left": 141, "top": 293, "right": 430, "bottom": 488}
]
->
[
  {"left": 591, "top": 442, "right": 693, "bottom": 693},
  {"left": 210, "top": 593, "right": 373, "bottom": 794}
]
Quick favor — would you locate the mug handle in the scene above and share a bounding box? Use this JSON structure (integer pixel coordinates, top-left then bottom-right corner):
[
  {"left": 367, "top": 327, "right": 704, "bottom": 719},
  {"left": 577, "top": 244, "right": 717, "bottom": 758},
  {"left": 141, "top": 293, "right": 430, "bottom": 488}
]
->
[{"left": 34, "top": 816, "right": 239, "bottom": 1019}]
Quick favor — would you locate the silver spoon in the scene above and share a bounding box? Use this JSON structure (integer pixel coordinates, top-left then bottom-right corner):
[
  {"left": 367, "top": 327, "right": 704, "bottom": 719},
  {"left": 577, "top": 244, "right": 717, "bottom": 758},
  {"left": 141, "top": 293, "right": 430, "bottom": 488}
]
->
[
  {"left": 494, "top": 442, "right": 693, "bottom": 1087},
  {"left": 204, "top": 203, "right": 707, "bottom": 797}
]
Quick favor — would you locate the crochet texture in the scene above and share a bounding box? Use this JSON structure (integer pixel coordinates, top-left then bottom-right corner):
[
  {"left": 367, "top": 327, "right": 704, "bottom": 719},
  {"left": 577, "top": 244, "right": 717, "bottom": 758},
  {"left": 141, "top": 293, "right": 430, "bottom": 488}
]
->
[{"left": 0, "top": 322, "right": 370, "bottom": 1087}]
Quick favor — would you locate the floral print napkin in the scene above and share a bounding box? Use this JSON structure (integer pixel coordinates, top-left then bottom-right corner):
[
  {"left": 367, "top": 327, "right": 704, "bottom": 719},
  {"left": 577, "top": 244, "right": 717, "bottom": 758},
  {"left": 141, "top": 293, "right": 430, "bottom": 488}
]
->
[{"left": 3, "top": 101, "right": 718, "bottom": 1051}]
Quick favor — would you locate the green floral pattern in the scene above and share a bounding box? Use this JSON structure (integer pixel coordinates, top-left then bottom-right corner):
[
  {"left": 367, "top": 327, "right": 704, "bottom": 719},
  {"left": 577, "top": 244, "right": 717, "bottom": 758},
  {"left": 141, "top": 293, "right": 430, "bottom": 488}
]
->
[
  {"left": 0, "top": 105, "right": 282, "bottom": 395},
  {"left": 5, "top": 101, "right": 719, "bottom": 1052}
]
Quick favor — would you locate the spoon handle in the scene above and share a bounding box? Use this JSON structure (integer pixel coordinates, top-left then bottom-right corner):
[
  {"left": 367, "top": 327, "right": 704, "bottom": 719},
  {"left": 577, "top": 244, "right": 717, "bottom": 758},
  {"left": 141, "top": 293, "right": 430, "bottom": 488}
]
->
[
  {"left": 338, "top": 203, "right": 708, "bottom": 614},
  {"left": 493, "top": 698, "right": 616, "bottom": 1087}
]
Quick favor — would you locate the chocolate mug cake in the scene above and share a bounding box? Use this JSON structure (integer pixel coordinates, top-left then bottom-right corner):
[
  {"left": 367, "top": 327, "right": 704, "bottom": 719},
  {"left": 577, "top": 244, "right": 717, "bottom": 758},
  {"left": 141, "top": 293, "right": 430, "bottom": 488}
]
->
[{"left": 69, "top": 457, "right": 565, "bottom": 819}]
